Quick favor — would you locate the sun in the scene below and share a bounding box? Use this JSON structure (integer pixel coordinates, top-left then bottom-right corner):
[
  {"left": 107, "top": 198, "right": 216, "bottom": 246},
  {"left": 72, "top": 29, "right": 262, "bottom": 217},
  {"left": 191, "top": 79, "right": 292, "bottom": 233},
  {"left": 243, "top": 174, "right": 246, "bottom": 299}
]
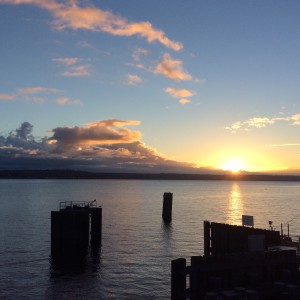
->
[{"left": 222, "top": 159, "right": 245, "bottom": 173}]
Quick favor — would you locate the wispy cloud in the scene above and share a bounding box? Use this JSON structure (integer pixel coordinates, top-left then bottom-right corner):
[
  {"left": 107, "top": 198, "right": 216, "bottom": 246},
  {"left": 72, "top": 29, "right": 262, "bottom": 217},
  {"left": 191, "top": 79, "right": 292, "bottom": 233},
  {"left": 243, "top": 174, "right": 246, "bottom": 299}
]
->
[
  {"left": 17, "top": 87, "right": 60, "bottom": 95},
  {"left": 164, "top": 87, "right": 194, "bottom": 105},
  {"left": 52, "top": 57, "right": 80, "bottom": 66},
  {"left": 164, "top": 87, "right": 194, "bottom": 98},
  {"left": 0, "top": 93, "right": 16, "bottom": 101},
  {"left": 154, "top": 53, "right": 192, "bottom": 81},
  {"left": 55, "top": 97, "right": 81, "bottom": 105},
  {"left": 0, "top": 0, "right": 182, "bottom": 51},
  {"left": 179, "top": 99, "right": 191, "bottom": 105},
  {"left": 1, "top": 86, "right": 79, "bottom": 105},
  {"left": 225, "top": 113, "right": 300, "bottom": 132},
  {"left": 266, "top": 143, "right": 300, "bottom": 147},
  {"left": 52, "top": 57, "right": 91, "bottom": 77},
  {"left": 132, "top": 48, "right": 150, "bottom": 61},
  {"left": 126, "top": 74, "right": 143, "bottom": 85}
]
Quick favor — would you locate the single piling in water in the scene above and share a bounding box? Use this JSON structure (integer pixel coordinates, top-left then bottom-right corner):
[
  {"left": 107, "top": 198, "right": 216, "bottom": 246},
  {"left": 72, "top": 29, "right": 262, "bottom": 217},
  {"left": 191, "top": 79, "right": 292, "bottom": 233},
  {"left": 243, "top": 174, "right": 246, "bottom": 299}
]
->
[{"left": 162, "top": 192, "right": 173, "bottom": 223}]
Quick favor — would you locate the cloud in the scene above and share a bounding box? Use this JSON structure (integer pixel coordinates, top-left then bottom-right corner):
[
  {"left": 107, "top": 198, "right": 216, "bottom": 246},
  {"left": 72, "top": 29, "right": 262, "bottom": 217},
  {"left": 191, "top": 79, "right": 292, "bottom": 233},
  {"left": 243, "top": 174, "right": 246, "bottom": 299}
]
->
[
  {"left": 225, "top": 113, "right": 300, "bottom": 132},
  {"left": 126, "top": 74, "right": 143, "bottom": 85},
  {"left": 132, "top": 48, "right": 150, "bottom": 61},
  {"left": 17, "top": 86, "right": 60, "bottom": 95},
  {"left": 266, "top": 143, "right": 300, "bottom": 147},
  {"left": 179, "top": 99, "right": 191, "bottom": 105},
  {"left": 0, "top": 120, "right": 201, "bottom": 173},
  {"left": 164, "top": 87, "right": 194, "bottom": 98},
  {"left": 164, "top": 87, "right": 194, "bottom": 105},
  {"left": 48, "top": 119, "right": 142, "bottom": 152},
  {"left": 154, "top": 53, "right": 192, "bottom": 81},
  {"left": 52, "top": 57, "right": 79, "bottom": 66},
  {"left": 0, "top": 94, "right": 16, "bottom": 101},
  {"left": 52, "top": 57, "right": 91, "bottom": 77},
  {"left": 2, "top": 86, "right": 79, "bottom": 105},
  {"left": 55, "top": 97, "right": 81, "bottom": 105},
  {"left": 0, "top": 0, "right": 182, "bottom": 51}
]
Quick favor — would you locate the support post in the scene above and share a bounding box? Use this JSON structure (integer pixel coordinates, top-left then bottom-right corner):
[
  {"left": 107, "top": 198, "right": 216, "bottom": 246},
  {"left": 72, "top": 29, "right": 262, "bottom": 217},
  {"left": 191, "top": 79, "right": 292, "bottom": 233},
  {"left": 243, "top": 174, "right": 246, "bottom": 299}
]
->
[
  {"left": 91, "top": 207, "right": 102, "bottom": 250},
  {"left": 51, "top": 211, "right": 61, "bottom": 260},
  {"left": 171, "top": 258, "right": 186, "bottom": 300},
  {"left": 162, "top": 192, "right": 173, "bottom": 223},
  {"left": 204, "top": 220, "right": 211, "bottom": 256}
]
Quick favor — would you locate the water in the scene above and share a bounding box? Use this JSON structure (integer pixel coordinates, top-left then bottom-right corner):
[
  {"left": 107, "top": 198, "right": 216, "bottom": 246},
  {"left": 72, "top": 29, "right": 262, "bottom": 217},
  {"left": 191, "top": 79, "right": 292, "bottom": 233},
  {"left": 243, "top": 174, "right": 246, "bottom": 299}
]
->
[{"left": 0, "top": 179, "right": 299, "bottom": 299}]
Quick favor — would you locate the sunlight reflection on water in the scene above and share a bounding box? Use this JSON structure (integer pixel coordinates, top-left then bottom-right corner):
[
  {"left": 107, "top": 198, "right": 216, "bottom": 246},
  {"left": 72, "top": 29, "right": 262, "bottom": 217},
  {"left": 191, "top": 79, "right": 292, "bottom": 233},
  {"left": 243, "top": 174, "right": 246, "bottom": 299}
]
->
[{"left": 226, "top": 182, "right": 244, "bottom": 225}]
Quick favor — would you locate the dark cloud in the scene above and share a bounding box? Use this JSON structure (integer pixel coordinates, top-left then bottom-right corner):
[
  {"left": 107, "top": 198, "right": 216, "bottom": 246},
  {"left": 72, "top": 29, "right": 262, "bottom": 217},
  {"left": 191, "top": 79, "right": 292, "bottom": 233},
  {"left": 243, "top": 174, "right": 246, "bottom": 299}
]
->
[{"left": 0, "top": 120, "right": 216, "bottom": 173}]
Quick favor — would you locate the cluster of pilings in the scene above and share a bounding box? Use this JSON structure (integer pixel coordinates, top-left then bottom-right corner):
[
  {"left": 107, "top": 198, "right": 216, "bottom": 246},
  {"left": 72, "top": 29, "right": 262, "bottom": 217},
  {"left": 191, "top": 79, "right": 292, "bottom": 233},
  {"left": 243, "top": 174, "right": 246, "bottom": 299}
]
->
[{"left": 51, "top": 201, "right": 102, "bottom": 265}]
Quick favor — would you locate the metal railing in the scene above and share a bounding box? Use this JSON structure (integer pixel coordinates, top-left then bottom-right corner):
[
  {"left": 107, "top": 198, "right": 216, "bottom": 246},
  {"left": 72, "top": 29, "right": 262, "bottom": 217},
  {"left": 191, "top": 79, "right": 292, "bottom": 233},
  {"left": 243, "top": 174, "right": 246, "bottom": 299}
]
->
[{"left": 59, "top": 200, "right": 98, "bottom": 210}]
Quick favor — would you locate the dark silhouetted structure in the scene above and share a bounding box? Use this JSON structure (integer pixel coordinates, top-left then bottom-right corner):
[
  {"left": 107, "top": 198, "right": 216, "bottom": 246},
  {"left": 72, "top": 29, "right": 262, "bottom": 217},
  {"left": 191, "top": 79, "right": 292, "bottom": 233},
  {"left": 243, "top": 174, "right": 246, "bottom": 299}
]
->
[
  {"left": 51, "top": 200, "right": 102, "bottom": 264},
  {"left": 162, "top": 192, "right": 173, "bottom": 223},
  {"left": 204, "top": 221, "right": 281, "bottom": 256},
  {"left": 172, "top": 221, "right": 300, "bottom": 299}
]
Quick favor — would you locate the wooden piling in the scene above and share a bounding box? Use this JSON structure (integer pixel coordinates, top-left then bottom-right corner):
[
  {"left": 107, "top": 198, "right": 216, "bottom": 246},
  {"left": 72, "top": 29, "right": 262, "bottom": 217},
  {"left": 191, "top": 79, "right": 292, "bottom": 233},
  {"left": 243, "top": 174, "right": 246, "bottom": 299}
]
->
[
  {"left": 171, "top": 258, "right": 186, "bottom": 300},
  {"left": 91, "top": 207, "right": 102, "bottom": 250},
  {"left": 204, "top": 221, "right": 211, "bottom": 256},
  {"left": 51, "top": 201, "right": 102, "bottom": 263},
  {"left": 162, "top": 192, "right": 173, "bottom": 223}
]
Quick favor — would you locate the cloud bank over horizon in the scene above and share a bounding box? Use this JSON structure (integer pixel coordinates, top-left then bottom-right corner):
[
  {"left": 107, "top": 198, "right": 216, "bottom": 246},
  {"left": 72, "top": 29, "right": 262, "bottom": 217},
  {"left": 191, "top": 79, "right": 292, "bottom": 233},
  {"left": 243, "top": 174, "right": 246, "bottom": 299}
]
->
[{"left": 0, "top": 120, "right": 219, "bottom": 173}]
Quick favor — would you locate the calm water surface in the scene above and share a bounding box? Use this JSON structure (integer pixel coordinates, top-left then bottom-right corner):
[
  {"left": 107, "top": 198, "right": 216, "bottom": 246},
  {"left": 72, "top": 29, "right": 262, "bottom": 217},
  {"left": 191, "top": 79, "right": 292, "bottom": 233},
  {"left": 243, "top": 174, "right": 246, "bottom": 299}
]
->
[{"left": 0, "top": 179, "right": 299, "bottom": 299}]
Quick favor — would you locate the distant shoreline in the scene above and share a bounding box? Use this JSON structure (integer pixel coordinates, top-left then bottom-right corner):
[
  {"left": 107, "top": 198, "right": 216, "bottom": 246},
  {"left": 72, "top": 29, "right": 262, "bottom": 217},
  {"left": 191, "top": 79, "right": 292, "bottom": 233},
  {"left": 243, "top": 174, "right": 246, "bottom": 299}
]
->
[{"left": 0, "top": 170, "right": 300, "bottom": 181}]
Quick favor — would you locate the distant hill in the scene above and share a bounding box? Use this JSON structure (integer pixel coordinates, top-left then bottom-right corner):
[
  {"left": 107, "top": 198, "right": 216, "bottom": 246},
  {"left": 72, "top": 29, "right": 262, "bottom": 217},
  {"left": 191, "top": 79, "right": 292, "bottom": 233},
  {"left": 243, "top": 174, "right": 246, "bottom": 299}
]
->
[{"left": 0, "top": 169, "right": 300, "bottom": 181}]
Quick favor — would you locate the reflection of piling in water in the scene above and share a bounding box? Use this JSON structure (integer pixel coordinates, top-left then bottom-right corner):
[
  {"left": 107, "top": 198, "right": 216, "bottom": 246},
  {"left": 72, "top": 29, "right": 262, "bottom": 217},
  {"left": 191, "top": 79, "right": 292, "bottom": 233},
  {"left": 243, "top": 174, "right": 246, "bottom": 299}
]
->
[
  {"left": 162, "top": 192, "right": 173, "bottom": 223},
  {"left": 51, "top": 201, "right": 102, "bottom": 264}
]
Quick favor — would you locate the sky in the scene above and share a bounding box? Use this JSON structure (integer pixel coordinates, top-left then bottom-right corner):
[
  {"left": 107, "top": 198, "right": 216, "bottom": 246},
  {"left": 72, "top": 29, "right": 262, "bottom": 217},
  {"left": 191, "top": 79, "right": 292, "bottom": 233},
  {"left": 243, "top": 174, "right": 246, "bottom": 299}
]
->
[{"left": 1, "top": 0, "right": 300, "bottom": 174}]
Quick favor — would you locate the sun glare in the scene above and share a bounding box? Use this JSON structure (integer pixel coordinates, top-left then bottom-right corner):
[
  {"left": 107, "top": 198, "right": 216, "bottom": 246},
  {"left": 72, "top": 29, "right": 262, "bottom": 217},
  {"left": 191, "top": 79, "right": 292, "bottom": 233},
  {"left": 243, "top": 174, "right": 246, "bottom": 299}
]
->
[{"left": 223, "top": 159, "right": 245, "bottom": 173}]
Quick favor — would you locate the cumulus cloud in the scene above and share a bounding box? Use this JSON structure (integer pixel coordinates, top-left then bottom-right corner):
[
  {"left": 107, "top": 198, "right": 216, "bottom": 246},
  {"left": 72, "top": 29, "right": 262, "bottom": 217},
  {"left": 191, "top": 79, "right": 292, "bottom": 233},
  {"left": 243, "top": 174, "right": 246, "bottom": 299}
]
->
[
  {"left": 225, "top": 113, "right": 300, "bottom": 132},
  {"left": 49, "top": 119, "right": 142, "bottom": 152},
  {"left": 126, "top": 74, "right": 143, "bottom": 85},
  {"left": 0, "top": 0, "right": 182, "bottom": 51},
  {"left": 0, "top": 120, "right": 199, "bottom": 172},
  {"left": 154, "top": 53, "right": 192, "bottom": 81}
]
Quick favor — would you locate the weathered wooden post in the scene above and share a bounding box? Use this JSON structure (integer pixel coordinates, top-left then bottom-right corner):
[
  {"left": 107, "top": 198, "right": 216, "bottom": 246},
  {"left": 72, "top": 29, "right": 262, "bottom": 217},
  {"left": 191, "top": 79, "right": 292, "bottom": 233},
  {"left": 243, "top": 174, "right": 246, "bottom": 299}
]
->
[
  {"left": 162, "top": 192, "right": 173, "bottom": 223},
  {"left": 171, "top": 258, "right": 186, "bottom": 299}
]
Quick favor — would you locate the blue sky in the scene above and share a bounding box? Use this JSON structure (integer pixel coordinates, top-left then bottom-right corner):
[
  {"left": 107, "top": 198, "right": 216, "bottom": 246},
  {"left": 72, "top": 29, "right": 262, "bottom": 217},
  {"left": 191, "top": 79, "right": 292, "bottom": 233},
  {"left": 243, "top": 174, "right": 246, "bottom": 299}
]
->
[{"left": 1, "top": 0, "right": 300, "bottom": 173}]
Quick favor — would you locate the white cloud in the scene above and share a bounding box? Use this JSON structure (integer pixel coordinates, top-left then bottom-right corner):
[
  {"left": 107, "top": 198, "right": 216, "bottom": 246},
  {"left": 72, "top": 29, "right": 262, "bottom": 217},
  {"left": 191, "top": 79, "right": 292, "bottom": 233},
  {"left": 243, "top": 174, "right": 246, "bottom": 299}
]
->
[{"left": 226, "top": 113, "right": 300, "bottom": 132}]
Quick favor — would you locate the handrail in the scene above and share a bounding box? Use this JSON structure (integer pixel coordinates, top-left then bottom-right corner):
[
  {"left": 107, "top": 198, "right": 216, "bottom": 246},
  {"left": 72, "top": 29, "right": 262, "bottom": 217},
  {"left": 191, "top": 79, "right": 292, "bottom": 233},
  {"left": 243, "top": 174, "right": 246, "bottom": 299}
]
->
[{"left": 59, "top": 200, "right": 98, "bottom": 210}]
